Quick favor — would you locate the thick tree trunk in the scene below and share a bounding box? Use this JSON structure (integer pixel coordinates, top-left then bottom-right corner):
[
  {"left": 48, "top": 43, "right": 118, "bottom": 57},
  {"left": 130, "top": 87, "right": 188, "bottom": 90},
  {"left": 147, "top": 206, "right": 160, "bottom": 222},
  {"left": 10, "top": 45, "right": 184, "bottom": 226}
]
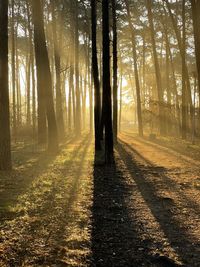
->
[
  {"left": 32, "top": 0, "right": 58, "bottom": 152},
  {"left": 0, "top": 0, "right": 12, "bottom": 170}
]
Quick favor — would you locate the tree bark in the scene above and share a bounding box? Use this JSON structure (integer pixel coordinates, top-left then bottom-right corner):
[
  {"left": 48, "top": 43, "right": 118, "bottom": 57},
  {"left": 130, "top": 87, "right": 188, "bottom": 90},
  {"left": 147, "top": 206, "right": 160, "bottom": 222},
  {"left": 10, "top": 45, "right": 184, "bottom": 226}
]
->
[
  {"left": 102, "top": 0, "right": 114, "bottom": 163},
  {"left": 32, "top": 0, "right": 58, "bottom": 152},
  {"left": 11, "top": 0, "right": 16, "bottom": 136},
  {"left": 91, "top": 0, "right": 101, "bottom": 150},
  {"left": 147, "top": 0, "right": 164, "bottom": 135},
  {"left": 51, "top": 0, "right": 65, "bottom": 139},
  {"left": 74, "top": 0, "right": 81, "bottom": 136},
  {"left": 0, "top": 0, "right": 12, "bottom": 170},
  {"left": 112, "top": 0, "right": 118, "bottom": 142},
  {"left": 181, "top": 0, "right": 187, "bottom": 139},
  {"left": 191, "top": 0, "right": 200, "bottom": 129},
  {"left": 125, "top": 0, "right": 143, "bottom": 137}
]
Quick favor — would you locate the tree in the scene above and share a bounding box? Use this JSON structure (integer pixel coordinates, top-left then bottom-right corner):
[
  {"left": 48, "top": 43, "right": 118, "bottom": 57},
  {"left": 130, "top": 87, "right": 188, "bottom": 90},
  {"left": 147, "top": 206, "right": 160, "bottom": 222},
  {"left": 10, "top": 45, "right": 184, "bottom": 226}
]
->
[
  {"left": 0, "top": 0, "right": 12, "bottom": 170},
  {"left": 146, "top": 0, "right": 164, "bottom": 135},
  {"left": 191, "top": 0, "right": 200, "bottom": 126},
  {"left": 51, "top": 0, "right": 65, "bottom": 139},
  {"left": 112, "top": 0, "right": 118, "bottom": 142},
  {"left": 11, "top": 0, "right": 17, "bottom": 137},
  {"left": 164, "top": 0, "right": 192, "bottom": 132},
  {"left": 125, "top": 0, "right": 143, "bottom": 137},
  {"left": 74, "top": 0, "right": 81, "bottom": 136},
  {"left": 181, "top": 0, "right": 187, "bottom": 139},
  {"left": 102, "top": 0, "right": 114, "bottom": 163},
  {"left": 91, "top": 0, "right": 101, "bottom": 151},
  {"left": 32, "top": 0, "right": 58, "bottom": 152}
]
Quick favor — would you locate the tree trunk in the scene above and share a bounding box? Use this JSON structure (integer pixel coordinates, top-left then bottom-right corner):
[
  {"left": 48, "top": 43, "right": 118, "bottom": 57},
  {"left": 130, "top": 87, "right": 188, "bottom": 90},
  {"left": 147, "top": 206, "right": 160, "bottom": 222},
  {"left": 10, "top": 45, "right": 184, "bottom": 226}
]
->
[
  {"left": 147, "top": 0, "right": 164, "bottom": 135},
  {"left": 191, "top": 0, "right": 200, "bottom": 130},
  {"left": 125, "top": 0, "right": 143, "bottom": 137},
  {"left": 181, "top": 0, "right": 187, "bottom": 139},
  {"left": 102, "top": 0, "right": 114, "bottom": 163},
  {"left": 74, "top": 0, "right": 81, "bottom": 136},
  {"left": 112, "top": 0, "right": 118, "bottom": 142},
  {"left": 11, "top": 0, "right": 16, "bottom": 137},
  {"left": 32, "top": 0, "right": 58, "bottom": 152},
  {"left": 51, "top": 0, "right": 65, "bottom": 139},
  {"left": 91, "top": 0, "right": 101, "bottom": 150},
  {"left": 164, "top": 0, "right": 192, "bottom": 118},
  {"left": 0, "top": 0, "right": 12, "bottom": 170}
]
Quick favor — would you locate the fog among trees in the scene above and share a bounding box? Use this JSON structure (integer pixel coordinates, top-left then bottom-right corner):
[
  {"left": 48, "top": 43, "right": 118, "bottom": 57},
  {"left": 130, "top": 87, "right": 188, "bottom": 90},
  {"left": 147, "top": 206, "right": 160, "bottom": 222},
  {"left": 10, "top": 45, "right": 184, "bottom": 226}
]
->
[{"left": 0, "top": 0, "right": 200, "bottom": 266}]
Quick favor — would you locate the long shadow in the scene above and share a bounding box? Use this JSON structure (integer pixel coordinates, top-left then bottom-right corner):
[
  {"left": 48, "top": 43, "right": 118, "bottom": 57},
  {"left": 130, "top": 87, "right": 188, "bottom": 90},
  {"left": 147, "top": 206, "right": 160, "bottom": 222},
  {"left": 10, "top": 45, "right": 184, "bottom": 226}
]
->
[
  {"left": 0, "top": 135, "right": 86, "bottom": 221},
  {"left": 0, "top": 134, "right": 92, "bottom": 267},
  {"left": 91, "top": 153, "right": 159, "bottom": 267},
  {"left": 25, "top": 134, "right": 91, "bottom": 217},
  {"left": 116, "top": 141, "right": 200, "bottom": 267},
  {"left": 119, "top": 138, "right": 200, "bottom": 217},
  {"left": 41, "top": 136, "right": 93, "bottom": 265},
  {"left": 123, "top": 132, "right": 200, "bottom": 163}
]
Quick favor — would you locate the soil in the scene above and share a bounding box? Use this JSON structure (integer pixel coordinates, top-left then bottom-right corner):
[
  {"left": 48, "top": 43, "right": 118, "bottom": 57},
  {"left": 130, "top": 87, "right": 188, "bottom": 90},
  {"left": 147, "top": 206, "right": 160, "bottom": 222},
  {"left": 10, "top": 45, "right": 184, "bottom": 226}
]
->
[{"left": 0, "top": 132, "right": 200, "bottom": 266}]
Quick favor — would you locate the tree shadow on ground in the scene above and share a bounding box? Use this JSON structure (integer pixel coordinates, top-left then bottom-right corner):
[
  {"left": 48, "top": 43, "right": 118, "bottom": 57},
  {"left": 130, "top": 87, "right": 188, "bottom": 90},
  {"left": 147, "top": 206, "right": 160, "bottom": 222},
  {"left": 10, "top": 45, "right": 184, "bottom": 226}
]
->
[
  {"left": 42, "top": 136, "right": 92, "bottom": 266},
  {"left": 125, "top": 132, "right": 200, "bottom": 163},
  {"left": 114, "top": 141, "right": 200, "bottom": 267},
  {"left": 0, "top": 135, "right": 83, "bottom": 221},
  {"left": 0, "top": 134, "right": 92, "bottom": 267},
  {"left": 119, "top": 138, "right": 200, "bottom": 216},
  {"left": 91, "top": 151, "right": 156, "bottom": 267}
]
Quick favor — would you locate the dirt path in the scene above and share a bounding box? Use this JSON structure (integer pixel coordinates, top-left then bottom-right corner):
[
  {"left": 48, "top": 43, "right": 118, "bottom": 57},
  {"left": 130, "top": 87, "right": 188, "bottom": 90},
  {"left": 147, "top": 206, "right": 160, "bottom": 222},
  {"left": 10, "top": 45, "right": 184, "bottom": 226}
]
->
[
  {"left": 0, "top": 133, "right": 200, "bottom": 266},
  {"left": 117, "top": 133, "right": 200, "bottom": 266}
]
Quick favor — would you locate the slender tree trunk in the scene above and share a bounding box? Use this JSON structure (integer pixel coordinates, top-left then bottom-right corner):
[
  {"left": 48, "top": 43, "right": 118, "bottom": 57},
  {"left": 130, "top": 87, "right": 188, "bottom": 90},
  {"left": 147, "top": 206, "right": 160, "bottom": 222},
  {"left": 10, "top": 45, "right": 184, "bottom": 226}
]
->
[
  {"left": 32, "top": 0, "right": 47, "bottom": 144},
  {"left": 16, "top": 32, "right": 21, "bottom": 126},
  {"left": 165, "top": 33, "right": 170, "bottom": 135},
  {"left": 112, "top": 0, "right": 118, "bottom": 142},
  {"left": 26, "top": 3, "right": 31, "bottom": 127},
  {"left": 32, "top": 49, "right": 36, "bottom": 135},
  {"left": 0, "top": 0, "right": 12, "bottom": 170},
  {"left": 182, "top": 0, "right": 187, "bottom": 139},
  {"left": 11, "top": 0, "right": 16, "bottom": 136},
  {"left": 102, "top": 0, "right": 114, "bottom": 163},
  {"left": 26, "top": 0, "right": 35, "bottom": 132},
  {"left": 51, "top": 0, "right": 65, "bottom": 139},
  {"left": 125, "top": 0, "right": 143, "bottom": 137},
  {"left": 142, "top": 33, "right": 146, "bottom": 108},
  {"left": 83, "top": 61, "right": 87, "bottom": 129},
  {"left": 119, "top": 66, "right": 123, "bottom": 132},
  {"left": 90, "top": 64, "right": 93, "bottom": 134},
  {"left": 191, "top": 0, "right": 200, "bottom": 129},
  {"left": 91, "top": 0, "right": 101, "bottom": 150},
  {"left": 74, "top": 0, "right": 81, "bottom": 136},
  {"left": 164, "top": 0, "right": 192, "bottom": 110},
  {"left": 26, "top": 52, "right": 31, "bottom": 125},
  {"left": 147, "top": 0, "right": 164, "bottom": 135}
]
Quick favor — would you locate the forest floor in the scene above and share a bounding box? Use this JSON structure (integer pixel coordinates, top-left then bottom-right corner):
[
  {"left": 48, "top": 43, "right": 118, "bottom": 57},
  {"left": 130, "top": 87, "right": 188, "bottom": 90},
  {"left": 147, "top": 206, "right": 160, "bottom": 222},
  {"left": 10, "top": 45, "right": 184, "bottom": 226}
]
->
[{"left": 0, "top": 132, "right": 200, "bottom": 266}]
